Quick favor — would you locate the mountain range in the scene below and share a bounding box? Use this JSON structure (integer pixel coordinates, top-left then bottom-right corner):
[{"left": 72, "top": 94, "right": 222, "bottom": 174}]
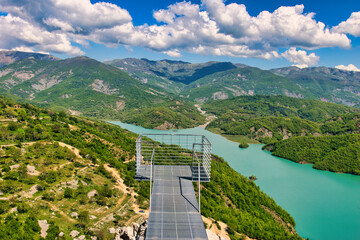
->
[
  {"left": 107, "top": 58, "right": 360, "bottom": 107},
  {"left": 1, "top": 51, "right": 360, "bottom": 129}
]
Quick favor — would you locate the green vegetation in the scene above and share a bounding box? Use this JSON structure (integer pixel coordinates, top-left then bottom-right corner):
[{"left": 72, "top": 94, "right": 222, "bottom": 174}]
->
[
  {"left": 0, "top": 57, "right": 205, "bottom": 129},
  {"left": 0, "top": 95, "right": 302, "bottom": 239},
  {"left": 201, "top": 156, "right": 301, "bottom": 240},
  {"left": 238, "top": 142, "right": 249, "bottom": 148},
  {"left": 267, "top": 135, "right": 360, "bottom": 175},
  {"left": 181, "top": 67, "right": 311, "bottom": 101},
  {"left": 204, "top": 95, "right": 359, "bottom": 143},
  {"left": 0, "top": 96, "right": 147, "bottom": 239},
  {"left": 203, "top": 95, "right": 360, "bottom": 175},
  {"left": 120, "top": 100, "right": 205, "bottom": 129},
  {"left": 271, "top": 66, "right": 360, "bottom": 108},
  {"left": 203, "top": 95, "right": 358, "bottom": 122}
]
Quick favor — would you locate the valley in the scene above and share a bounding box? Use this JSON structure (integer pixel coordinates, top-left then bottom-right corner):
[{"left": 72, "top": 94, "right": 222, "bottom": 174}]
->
[{"left": 0, "top": 51, "right": 359, "bottom": 239}]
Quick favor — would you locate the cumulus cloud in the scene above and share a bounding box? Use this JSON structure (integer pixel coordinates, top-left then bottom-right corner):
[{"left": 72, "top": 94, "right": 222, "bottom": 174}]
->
[
  {"left": 0, "top": 0, "right": 356, "bottom": 63},
  {"left": 163, "top": 49, "right": 182, "bottom": 57},
  {"left": 333, "top": 12, "right": 360, "bottom": 37},
  {"left": 281, "top": 47, "right": 319, "bottom": 66},
  {"left": 202, "top": 0, "right": 350, "bottom": 49},
  {"left": 0, "top": 0, "right": 131, "bottom": 55},
  {"left": 335, "top": 64, "right": 360, "bottom": 72},
  {"left": 0, "top": 14, "right": 83, "bottom": 55}
]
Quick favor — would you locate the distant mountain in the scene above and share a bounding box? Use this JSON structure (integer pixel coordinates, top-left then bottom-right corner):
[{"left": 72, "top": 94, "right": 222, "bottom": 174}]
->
[
  {"left": 271, "top": 66, "right": 360, "bottom": 108},
  {"left": 105, "top": 58, "right": 237, "bottom": 93},
  {"left": 106, "top": 58, "right": 360, "bottom": 107},
  {"left": 180, "top": 66, "right": 312, "bottom": 101},
  {"left": 0, "top": 56, "right": 205, "bottom": 128},
  {"left": 0, "top": 50, "right": 58, "bottom": 68}
]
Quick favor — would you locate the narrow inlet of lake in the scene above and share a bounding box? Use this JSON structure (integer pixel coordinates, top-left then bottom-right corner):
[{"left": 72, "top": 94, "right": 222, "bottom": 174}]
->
[{"left": 109, "top": 121, "right": 360, "bottom": 240}]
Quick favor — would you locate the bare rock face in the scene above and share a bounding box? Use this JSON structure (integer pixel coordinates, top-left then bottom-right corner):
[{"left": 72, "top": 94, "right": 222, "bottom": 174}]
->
[
  {"left": 114, "top": 220, "right": 147, "bottom": 240},
  {"left": 206, "top": 229, "right": 220, "bottom": 240},
  {"left": 38, "top": 220, "right": 50, "bottom": 238},
  {"left": 87, "top": 189, "right": 97, "bottom": 198}
]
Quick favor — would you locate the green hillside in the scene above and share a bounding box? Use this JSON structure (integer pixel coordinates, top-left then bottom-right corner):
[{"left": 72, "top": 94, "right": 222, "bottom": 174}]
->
[
  {"left": 268, "top": 135, "right": 360, "bottom": 175},
  {"left": 181, "top": 67, "right": 312, "bottom": 101},
  {"left": 106, "top": 58, "right": 237, "bottom": 94},
  {"left": 203, "top": 95, "right": 359, "bottom": 143},
  {"left": 107, "top": 58, "right": 360, "bottom": 108},
  {"left": 0, "top": 95, "right": 302, "bottom": 239},
  {"left": 120, "top": 100, "right": 205, "bottom": 129},
  {"left": 271, "top": 66, "right": 360, "bottom": 108},
  {"left": 0, "top": 56, "right": 205, "bottom": 129}
]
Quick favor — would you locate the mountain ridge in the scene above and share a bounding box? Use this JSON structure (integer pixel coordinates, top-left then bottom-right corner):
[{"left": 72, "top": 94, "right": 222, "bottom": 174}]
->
[{"left": 0, "top": 50, "right": 59, "bottom": 68}]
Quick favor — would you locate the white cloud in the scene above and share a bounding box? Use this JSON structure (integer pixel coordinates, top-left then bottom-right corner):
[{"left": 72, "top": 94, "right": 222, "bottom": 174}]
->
[
  {"left": 43, "top": 18, "right": 75, "bottom": 32},
  {"left": 0, "top": 14, "right": 83, "bottom": 55},
  {"left": 292, "top": 64, "right": 308, "bottom": 69},
  {"left": 0, "top": 0, "right": 356, "bottom": 64},
  {"left": 333, "top": 12, "right": 360, "bottom": 37},
  {"left": 202, "top": 0, "right": 350, "bottom": 49},
  {"left": 335, "top": 64, "right": 360, "bottom": 72},
  {"left": 281, "top": 47, "right": 319, "bottom": 66},
  {"left": 11, "top": 46, "right": 34, "bottom": 53},
  {"left": 163, "top": 49, "right": 182, "bottom": 57}
]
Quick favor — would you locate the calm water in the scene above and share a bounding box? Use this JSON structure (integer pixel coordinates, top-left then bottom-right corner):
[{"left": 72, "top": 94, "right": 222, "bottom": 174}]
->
[{"left": 109, "top": 121, "right": 360, "bottom": 240}]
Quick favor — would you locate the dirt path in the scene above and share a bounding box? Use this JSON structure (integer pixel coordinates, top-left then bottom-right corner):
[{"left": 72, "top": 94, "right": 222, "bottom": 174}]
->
[
  {"left": 195, "top": 104, "right": 217, "bottom": 128},
  {"left": 57, "top": 142, "right": 82, "bottom": 159},
  {"left": 44, "top": 201, "right": 77, "bottom": 223},
  {"left": 104, "top": 164, "right": 149, "bottom": 218}
]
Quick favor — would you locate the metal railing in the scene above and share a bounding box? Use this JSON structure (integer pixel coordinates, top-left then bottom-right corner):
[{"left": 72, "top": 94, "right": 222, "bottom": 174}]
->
[{"left": 135, "top": 134, "right": 212, "bottom": 181}]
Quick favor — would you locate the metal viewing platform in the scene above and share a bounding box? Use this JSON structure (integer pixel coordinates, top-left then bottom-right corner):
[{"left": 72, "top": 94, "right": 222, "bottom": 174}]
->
[{"left": 135, "top": 134, "right": 211, "bottom": 240}]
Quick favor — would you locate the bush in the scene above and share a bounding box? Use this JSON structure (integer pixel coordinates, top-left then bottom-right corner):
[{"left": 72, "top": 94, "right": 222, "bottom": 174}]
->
[
  {"left": 238, "top": 142, "right": 249, "bottom": 148},
  {"left": 64, "top": 188, "right": 74, "bottom": 198}
]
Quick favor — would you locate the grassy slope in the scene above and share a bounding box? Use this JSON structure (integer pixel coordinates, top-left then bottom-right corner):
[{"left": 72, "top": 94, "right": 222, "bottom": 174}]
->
[
  {"left": 0, "top": 96, "right": 302, "bottom": 240},
  {"left": 0, "top": 58, "right": 205, "bottom": 128}
]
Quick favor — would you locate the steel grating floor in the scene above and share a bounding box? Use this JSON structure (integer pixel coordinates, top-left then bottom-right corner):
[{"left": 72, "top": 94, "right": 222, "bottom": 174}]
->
[{"left": 145, "top": 166, "right": 208, "bottom": 240}]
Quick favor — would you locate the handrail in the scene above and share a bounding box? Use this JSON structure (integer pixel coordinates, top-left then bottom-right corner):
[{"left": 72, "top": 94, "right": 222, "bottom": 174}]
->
[
  {"left": 149, "top": 143, "right": 155, "bottom": 211},
  {"left": 193, "top": 149, "right": 201, "bottom": 214}
]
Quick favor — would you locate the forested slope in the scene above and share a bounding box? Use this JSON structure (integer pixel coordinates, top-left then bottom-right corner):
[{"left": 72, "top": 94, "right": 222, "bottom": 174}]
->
[
  {"left": 0, "top": 96, "right": 302, "bottom": 239},
  {"left": 267, "top": 135, "right": 360, "bottom": 175}
]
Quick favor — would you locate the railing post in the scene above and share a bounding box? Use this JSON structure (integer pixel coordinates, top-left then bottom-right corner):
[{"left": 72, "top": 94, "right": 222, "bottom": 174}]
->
[
  {"left": 198, "top": 155, "right": 200, "bottom": 214},
  {"left": 193, "top": 145, "right": 201, "bottom": 214},
  {"left": 149, "top": 143, "right": 155, "bottom": 212}
]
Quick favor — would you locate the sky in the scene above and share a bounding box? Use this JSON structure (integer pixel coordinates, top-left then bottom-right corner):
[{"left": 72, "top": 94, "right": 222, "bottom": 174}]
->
[{"left": 0, "top": 0, "right": 360, "bottom": 70}]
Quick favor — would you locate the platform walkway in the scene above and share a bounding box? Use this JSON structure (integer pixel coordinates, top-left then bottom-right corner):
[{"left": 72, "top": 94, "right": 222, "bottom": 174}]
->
[{"left": 145, "top": 165, "right": 208, "bottom": 240}]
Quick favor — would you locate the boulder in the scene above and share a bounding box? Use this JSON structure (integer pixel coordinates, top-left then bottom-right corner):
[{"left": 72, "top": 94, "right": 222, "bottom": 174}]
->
[
  {"left": 70, "top": 230, "right": 80, "bottom": 238},
  {"left": 78, "top": 235, "right": 86, "bottom": 240}
]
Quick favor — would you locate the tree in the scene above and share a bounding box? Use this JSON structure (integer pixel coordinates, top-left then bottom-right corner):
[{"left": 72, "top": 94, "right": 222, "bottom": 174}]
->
[{"left": 64, "top": 187, "right": 74, "bottom": 198}]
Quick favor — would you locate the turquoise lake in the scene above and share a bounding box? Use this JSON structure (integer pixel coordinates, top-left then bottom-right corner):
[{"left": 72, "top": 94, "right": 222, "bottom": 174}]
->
[{"left": 109, "top": 121, "right": 360, "bottom": 240}]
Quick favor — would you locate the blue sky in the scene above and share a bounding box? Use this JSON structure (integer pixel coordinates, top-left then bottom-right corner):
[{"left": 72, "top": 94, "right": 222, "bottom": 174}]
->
[{"left": 0, "top": 0, "right": 359, "bottom": 69}]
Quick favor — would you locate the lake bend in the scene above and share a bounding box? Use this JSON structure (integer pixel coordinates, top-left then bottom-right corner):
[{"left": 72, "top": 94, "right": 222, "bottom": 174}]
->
[{"left": 109, "top": 121, "right": 360, "bottom": 240}]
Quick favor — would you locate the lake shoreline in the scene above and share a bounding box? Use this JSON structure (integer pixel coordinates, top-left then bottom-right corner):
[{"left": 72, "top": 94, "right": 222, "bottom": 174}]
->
[{"left": 107, "top": 120, "right": 360, "bottom": 240}]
